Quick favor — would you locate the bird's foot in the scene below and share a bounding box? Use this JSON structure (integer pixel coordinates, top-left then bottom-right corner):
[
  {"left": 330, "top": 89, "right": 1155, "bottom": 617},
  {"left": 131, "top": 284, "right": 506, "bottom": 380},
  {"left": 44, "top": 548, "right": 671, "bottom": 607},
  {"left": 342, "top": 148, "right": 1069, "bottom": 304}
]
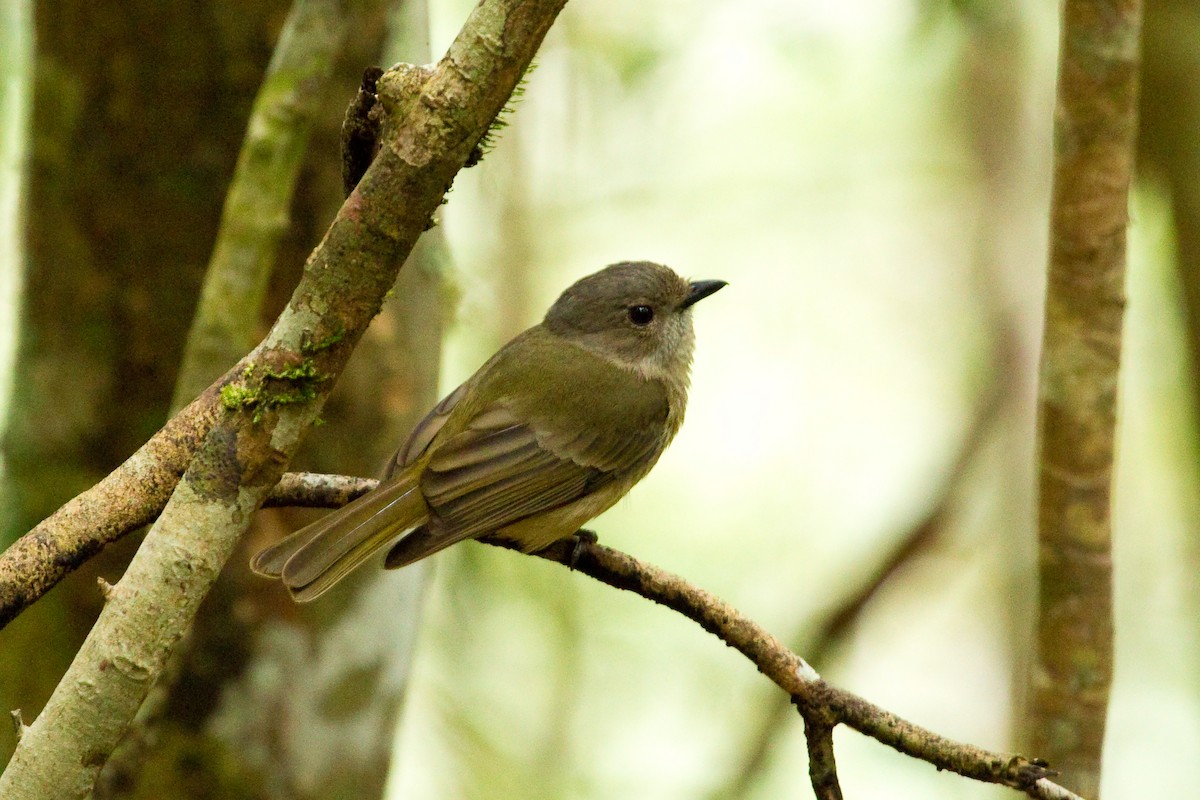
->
[{"left": 568, "top": 529, "right": 598, "bottom": 570}]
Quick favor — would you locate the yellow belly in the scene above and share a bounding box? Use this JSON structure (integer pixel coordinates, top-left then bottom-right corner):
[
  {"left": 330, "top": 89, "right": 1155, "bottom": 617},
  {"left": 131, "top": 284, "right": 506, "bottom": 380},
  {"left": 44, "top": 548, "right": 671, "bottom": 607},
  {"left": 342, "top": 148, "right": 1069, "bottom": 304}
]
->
[{"left": 492, "top": 479, "right": 631, "bottom": 553}]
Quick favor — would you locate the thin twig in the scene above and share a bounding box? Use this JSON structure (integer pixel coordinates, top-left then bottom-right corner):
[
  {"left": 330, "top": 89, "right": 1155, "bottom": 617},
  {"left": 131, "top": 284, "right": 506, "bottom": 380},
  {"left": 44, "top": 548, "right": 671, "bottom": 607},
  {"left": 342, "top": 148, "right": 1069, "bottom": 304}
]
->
[
  {"left": 801, "top": 716, "right": 843, "bottom": 800},
  {"left": 252, "top": 471, "right": 1085, "bottom": 800},
  {"left": 525, "top": 537, "right": 1078, "bottom": 800},
  {"left": 1, "top": 457, "right": 1088, "bottom": 799},
  {"left": 0, "top": 453, "right": 1087, "bottom": 799}
]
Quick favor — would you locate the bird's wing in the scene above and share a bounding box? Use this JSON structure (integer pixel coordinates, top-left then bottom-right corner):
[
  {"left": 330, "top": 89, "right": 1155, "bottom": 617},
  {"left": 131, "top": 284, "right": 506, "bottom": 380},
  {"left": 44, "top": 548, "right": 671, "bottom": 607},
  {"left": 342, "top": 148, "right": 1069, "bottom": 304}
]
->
[
  {"left": 383, "top": 392, "right": 669, "bottom": 568},
  {"left": 421, "top": 407, "right": 607, "bottom": 540},
  {"left": 384, "top": 381, "right": 470, "bottom": 476}
]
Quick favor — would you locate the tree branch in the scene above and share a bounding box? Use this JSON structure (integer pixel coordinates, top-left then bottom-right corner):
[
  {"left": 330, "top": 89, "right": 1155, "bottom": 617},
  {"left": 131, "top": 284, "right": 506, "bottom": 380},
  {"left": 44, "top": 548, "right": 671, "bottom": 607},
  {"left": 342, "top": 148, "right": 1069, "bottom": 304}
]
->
[
  {"left": 801, "top": 717, "right": 843, "bottom": 800},
  {"left": 0, "top": 444, "right": 1090, "bottom": 799},
  {"left": 260, "top": 472, "right": 1086, "bottom": 800},
  {"left": 0, "top": 0, "right": 568, "bottom": 796},
  {"left": 523, "top": 539, "right": 1078, "bottom": 800},
  {"left": 96, "top": 3, "right": 359, "bottom": 791},
  {"left": 0, "top": 383, "right": 225, "bottom": 630},
  {"left": 265, "top": 471, "right": 377, "bottom": 508},
  {"left": 710, "top": 324, "right": 1018, "bottom": 799},
  {"left": 170, "top": 0, "right": 351, "bottom": 412},
  {"left": 0, "top": 467, "right": 375, "bottom": 632},
  {"left": 0, "top": 0, "right": 566, "bottom": 635},
  {"left": 1032, "top": 0, "right": 1142, "bottom": 793}
]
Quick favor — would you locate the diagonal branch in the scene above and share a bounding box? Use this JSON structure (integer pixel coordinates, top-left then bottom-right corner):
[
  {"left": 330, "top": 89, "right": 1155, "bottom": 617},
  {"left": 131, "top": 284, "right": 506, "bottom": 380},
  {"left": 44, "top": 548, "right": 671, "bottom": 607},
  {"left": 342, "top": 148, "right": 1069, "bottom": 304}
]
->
[
  {"left": 710, "top": 324, "right": 1018, "bottom": 799},
  {"left": 0, "top": 446, "right": 1089, "bottom": 799},
  {"left": 0, "top": 0, "right": 565, "bottom": 637},
  {"left": 0, "top": 383, "right": 226, "bottom": 630},
  {"left": 258, "top": 472, "right": 1087, "bottom": 800},
  {"left": 0, "top": 1, "right": 568, "bottom": 796},
  {"left": 94, "top": 3, "right": 361, "bottom": 793},
  {"left": 526, "top": 538, "right": 1078, "bottom": 800}
]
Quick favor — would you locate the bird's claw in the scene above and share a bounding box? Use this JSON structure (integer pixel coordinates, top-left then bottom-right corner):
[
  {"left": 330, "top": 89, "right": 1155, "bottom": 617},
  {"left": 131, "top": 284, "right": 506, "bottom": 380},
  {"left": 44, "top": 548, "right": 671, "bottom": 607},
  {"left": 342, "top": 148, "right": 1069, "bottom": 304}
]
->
[{"left": 568, "top": 529, "right": 598, "bottom": 570}]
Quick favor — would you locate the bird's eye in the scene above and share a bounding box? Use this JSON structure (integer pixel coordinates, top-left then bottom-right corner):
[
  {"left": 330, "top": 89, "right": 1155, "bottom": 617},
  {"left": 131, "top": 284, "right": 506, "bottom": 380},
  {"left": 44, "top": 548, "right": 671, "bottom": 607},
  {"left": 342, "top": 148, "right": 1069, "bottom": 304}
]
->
[{"left": 628, "top": 305, "right": 654, "bottom": 326}]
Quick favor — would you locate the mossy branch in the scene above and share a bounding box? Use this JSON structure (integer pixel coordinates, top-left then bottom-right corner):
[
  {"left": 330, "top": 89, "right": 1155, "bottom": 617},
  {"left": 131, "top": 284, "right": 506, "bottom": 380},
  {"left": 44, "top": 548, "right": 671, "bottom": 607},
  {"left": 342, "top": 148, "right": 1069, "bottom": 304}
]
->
[
  {"left": 170, "top": 0, "right": 350, "bottom": 412},
  {"left": 0, "top": 0, "right": 568, "bottom": 796}
]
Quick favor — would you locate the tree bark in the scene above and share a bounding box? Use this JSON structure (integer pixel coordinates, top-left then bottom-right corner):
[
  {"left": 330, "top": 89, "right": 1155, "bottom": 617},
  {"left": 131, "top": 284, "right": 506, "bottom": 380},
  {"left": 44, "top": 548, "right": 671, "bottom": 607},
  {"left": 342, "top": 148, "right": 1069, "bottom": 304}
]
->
[
  {"left": 1032, "top": 0, "right": 1143, "bottom": 795},
  {"left": 0, "top": 0, "right": 567, "bottom": 795},
  {"left": 0, "top": 0, "right": 286, "bottom": 766},
  {"left": 88, "top": 1, "right": 434, "bottom": 796}
]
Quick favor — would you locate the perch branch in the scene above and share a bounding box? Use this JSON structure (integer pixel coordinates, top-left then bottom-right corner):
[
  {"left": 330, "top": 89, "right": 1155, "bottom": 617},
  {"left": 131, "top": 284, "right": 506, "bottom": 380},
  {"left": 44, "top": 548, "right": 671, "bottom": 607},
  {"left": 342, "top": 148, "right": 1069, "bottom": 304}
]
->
[
  {"left": 0, "top": 468, "right": 375, "bottom": 632},
  {"left": 518, "top": 539, "right": 1079, "bottom": 800},
  {"left": 265, "top": 471, "right": 377, "bottom": 508},
  {"left": 262, "top": 472, "right": 1085, "bottom": 800},
  {"left": 0, "top": 448, "right": 1088, "bottom": 799},
  {"left": 712, "top": 324, "right": 1018, "bottom": 799}
]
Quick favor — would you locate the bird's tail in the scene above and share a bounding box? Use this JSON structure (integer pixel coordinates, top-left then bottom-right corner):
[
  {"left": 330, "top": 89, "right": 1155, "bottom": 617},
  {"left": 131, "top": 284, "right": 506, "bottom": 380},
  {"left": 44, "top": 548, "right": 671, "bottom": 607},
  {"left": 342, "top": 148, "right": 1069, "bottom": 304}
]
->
[{"left": 250, "top": 470, "right": 430, "bottom": 602}]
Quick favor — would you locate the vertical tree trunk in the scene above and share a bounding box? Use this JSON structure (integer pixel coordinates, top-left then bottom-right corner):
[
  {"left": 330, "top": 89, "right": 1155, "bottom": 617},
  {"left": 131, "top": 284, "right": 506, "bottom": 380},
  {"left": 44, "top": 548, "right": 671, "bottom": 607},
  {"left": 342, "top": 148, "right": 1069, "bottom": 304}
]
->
[
  {"left": 0, "top": 0, "right": 285, "bottom": 765},
  {"left": 101, "top": 2, "right": 449, "bottom": 796},
  {"left": 1031, "top": 0, "right": 1143, "bottom": 795}
]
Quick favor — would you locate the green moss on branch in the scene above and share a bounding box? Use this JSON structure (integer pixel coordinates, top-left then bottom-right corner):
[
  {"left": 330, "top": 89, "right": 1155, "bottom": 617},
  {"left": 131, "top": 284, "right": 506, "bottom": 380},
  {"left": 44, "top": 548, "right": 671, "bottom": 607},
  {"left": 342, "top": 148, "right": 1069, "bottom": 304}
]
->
[{"left": 219, "top": 361, "right": 327, "bottom": 424}]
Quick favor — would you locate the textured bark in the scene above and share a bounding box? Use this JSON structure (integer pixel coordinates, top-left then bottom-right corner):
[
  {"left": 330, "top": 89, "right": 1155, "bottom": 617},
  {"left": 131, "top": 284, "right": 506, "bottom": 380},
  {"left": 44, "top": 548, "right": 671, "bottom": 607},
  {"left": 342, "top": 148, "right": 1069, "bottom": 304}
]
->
[
  {"left": 0, "top": 387, "right": 225, "bottom": 631},
  {"left": 169, "top": 0, "right": 350, "bottom": 413},
  {"left": 0, "top": 0, "right": 567, "bottom": 796},
  {"left": 175, "top": 7, "right": 450, "bottom": 787},
  {"left": 0, "top": 0, "right": 283, "bottom": 764},
  {"left": 1032, "top": 0, "right": 1143, "bottom": 795},
  {"left": 89, "top": 2, "right": 412, "bottom": 796},
  {"left": 803, "top": 718, "right": 843, "bottom": 800},
  {"left": 180, "top": 133, "right": 448, "bottom": 800},
  {"left": 522, "top": 537, "right": 1081, "bottom": 800},
  {"left": 138, "top": 4, "right": 451, "bottom": 786}
]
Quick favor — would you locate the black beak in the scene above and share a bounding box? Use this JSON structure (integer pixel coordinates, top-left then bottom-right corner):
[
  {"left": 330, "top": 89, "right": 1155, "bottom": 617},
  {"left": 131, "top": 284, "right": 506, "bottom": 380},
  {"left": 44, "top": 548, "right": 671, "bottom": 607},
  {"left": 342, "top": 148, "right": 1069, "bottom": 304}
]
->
[{"left": 679, "top": 279, "right": 727, "bottom": 310}]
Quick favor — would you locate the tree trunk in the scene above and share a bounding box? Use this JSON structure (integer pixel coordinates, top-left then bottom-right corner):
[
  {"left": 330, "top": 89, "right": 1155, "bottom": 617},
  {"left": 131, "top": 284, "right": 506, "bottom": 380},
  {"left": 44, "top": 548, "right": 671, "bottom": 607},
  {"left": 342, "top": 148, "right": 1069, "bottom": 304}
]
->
[{"left": 0, "top": 0, "right": 286, "bottom": 766}]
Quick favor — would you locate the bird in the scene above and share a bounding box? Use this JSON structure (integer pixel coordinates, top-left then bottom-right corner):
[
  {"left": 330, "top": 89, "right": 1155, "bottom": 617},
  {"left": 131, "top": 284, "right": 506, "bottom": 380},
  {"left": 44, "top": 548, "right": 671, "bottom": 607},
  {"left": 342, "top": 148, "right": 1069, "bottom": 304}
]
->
[{"left": 251, "top": 261, "right": 725, "bottom": 601}]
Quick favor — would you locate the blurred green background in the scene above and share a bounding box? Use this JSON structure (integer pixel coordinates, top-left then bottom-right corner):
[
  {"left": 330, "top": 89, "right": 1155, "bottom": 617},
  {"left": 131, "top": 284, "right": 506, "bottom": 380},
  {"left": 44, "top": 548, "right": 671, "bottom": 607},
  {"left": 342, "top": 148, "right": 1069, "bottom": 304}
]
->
[{"left": 2, "top": 0, "right": 1199, "bottom": 798}]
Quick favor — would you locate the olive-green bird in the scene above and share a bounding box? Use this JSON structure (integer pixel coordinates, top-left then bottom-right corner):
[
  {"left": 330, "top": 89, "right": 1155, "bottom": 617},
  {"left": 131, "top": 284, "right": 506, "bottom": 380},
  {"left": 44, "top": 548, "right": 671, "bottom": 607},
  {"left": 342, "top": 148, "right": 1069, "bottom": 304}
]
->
[{"left": 251, "top": 261, "right": 725, "bottom": 601}]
